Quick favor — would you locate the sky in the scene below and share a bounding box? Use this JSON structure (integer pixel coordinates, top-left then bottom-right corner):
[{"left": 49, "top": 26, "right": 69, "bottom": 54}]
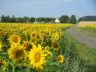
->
[{"left": 0, "top": 0, "right": 96, "bottom": 18}]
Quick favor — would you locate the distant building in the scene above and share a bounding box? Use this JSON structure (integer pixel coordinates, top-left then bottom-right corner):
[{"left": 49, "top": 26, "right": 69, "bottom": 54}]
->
[
  {"left": 34, "top": 18, "right": 37, "bottom": 23},
  {"left": 55, "top": 18, "right": 60, "bottom": 23}
]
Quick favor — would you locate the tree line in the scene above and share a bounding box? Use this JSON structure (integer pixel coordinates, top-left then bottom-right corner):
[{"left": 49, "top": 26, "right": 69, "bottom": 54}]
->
[
  {"left": 0, "top": 15, "right": 77, "bottom": 24},
  {"left": 59, "top": 15, "right": 76, "bottom": 24},
  {"left": 78, "top": 16, "right": 96, "bottom": 22}
]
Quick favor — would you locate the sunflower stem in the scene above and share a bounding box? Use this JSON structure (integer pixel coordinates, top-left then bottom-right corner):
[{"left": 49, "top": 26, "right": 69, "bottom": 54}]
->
[
  {"left": 3, "top": 68, "right": 6, "bottom": 72},
  {"left": 28, "top": 67, "right": 31, "bottom": 72},
  {"left": 13, "top": 62, "right": 15, "bottom": 72},
  {"left": 13, "top": 66, "right": 15, "bottom": 72}
]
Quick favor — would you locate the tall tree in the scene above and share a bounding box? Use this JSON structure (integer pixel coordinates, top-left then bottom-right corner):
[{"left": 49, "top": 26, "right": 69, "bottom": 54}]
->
[
  {"left": 69, "top": 15, "right": 77, "bottom": 24},
  {"left": 16, "top": 17, "right": 23, "bottom": 23},
  {"left": 23, "top": 16, "right": 29, "bottom": 23},
  {"left": 6, "top": 15, "right": 10, "bottom": 23},
  {"left": 45, "top": 18, "right": 51, "bottom": 23},
  {"left": 59, "top": 15, "right": 69, "bottom": 23},
  {"left": 1, "top": 15, "right": 5, "bottom": 22},
  {"left": 11, "top": 15, "right": 16, "bottom": 23},
  {"left": 50, "top": 18, "right": 55, "bottom": 23},
  {"left": 30, "top": 17, "right": 35, "bottom": 23}
]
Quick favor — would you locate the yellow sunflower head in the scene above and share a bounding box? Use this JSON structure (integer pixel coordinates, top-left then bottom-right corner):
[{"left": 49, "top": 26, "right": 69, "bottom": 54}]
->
[
  {"left": 24, "top": 41, "right": 34, "bottom": 51},
  {"left": 0, "top": 42, "right": 2, "bottom": 51},
  {"left": 52, "top": 31, "right": 60, "bottom": 41},
  {"left": 31, "top": 31, "right": 37, "bottom": 38},
  {"left": 43, "top": 46, "right": 52, "bottom": 59},
  {"left": 57, "top": 55, "right": 64, "bottom": 63},
  {"left": 44, "top": 46, "right": 50, "bottom": 51},
  {"left": 31, "top": 38, "right": 36, "bottom": 43},
  {"left": 44, "top": 30, "right": 50, "bottom": 39},
  {"left": 36, "top": 34, "right": 43, "bottom": 44},
  {"left": 38, "top": 30, "right": 44, "bottom": 37},
  {"left": 0, "top": 59, "right": 7, "bottom": 67},
  {"left": 9, "top": 34, "right": 21, "bottom": 44},
  {"left": 29, "top": 44, "right": 46, "bottom": 70},
  {"left": 0, "top": 31, "right": 3, "bottom": 36},
  {"left": 52, "top": 42, "right": 59, "bottom": 51},
  {"left": 8, "top": 45, "right": 25, "bottom": 62},
  {"left": 0, "top": 60, "right": 4, "bottom": 67}
]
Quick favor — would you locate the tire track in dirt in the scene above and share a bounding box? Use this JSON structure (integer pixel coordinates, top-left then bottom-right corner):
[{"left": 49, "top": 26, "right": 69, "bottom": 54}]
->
[{"left": 68, "top": 25, "right": 96, "bottom": 48}]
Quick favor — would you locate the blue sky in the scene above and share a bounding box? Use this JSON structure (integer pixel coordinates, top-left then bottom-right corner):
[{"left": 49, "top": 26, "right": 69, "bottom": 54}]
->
[{"left": 0, "top": 0, "right": 96, "bottom": 18}]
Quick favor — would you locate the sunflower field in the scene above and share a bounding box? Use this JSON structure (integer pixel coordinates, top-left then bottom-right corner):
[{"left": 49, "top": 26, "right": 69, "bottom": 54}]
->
[{"left": 0, "top": 23, "right": 87, "bottom": 72}]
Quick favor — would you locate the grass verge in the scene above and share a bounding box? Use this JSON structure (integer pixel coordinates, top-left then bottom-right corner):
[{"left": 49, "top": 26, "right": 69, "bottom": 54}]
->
[
  {"left": 72, "top": 38, "right": 96, "bottom": 72},
  {"left": 78, "top": 27, "right": 96, "bottom": 38}
]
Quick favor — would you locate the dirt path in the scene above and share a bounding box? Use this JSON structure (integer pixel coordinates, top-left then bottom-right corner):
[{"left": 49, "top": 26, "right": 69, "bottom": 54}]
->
[{"left": 68, "top": 25, "right": 96, "bottom": 48}]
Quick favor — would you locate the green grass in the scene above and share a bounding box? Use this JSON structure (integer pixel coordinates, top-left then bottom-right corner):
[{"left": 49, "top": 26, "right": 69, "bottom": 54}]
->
[
  {"left": 67, "top": 29, "right": 96, "bottom": 72},
  {"left": 79, "top": 27, "right": 96, "bottom": 38},
  {"left": 73, "top": 39, "right": 96, "bottom": 72}
]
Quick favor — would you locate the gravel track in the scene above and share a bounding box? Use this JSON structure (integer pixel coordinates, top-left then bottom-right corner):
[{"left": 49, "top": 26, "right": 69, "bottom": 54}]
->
[{"left": 68, "top": 25, "right": 96, "bottom": 48}]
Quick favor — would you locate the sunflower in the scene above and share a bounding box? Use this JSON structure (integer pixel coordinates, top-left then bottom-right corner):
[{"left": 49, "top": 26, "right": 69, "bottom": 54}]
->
[
  {"left": 31, "top": 31, "right": 37, "bottom": 38},
  {"left": 31, "top": 37, "right": 36, "bottom": 43},
  {"left": 44, "top": 46, "right": 50, "bottom": 51},
  {"left": 36, "top": 34, "right": 43, "bottom": 44},
  {"left": 9, "top": 34, "right": 21, "bottom": 44},
  {"left": 0, "top": 60, "right": 4, "bottom": 67},
  {"left": 24, "top": 41, "right": 34, "bottom": 51},
  {"left": 57, "top": 55, "right": 64, "bottom": 63},
  {"left": 43, "top": 46, "right": 52, "bottom": 59},
  {"left": 44, "top": 30, "right": 50, "bottom": 39},
  {"left": 51, "top": 31, "right": 61, "bottom": 41},
  {"left": 0, "top": 59, "right": 7, "bottom": 67},
  {"left": 38, "top": 30, "right": 44, "bottom": 37},
  {"left": 0, "top": 31, "right": 3, "bottom": 36},
  {"left": 8, "top": 45, "right": 25, "bottom": 62},
  {"left": 0, "top": 42, "right": 2, "bottom": 51},
  {"left": 52, "top": 42, "right": 59, "bottom": 51},
  {"left": 29, "top": 44, "right": 46, "bottom": 69}
]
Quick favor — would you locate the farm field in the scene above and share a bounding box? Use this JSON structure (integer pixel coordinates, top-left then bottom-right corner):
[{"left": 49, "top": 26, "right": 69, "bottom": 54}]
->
[
  {"left": 1, "top": 0, "right": 96, "bottom": 72},
  {"left": 0, "top": 23, "right": 96, "bottom": 72},
  {"left": 0, "top": 23, "right": 87, "bottom": 72}
]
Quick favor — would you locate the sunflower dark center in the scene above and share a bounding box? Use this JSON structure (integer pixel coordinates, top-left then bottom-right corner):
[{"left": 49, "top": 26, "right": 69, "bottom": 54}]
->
[
  {"left": 13, "top": 36, "right": 18, "bottom": 43},
  {"left": 14, "top": 49, "right": 23, "bottom": 58},
  {"left": 34, "top": 52, "right": 41, "bottom": 63},
  {"left": 0, "top": 60, "right": 3, "bottom": 66},
  {"left": 53, "top": 42, "right": 58, "bottom": 48},
  {"left": 58, "top": 57, "right": 62, "bottom": 61},
  {"left": 24, "top": 43, "right": 32, "bottom": 51},
  {"left": 32, "top": 33, "right": 35, "bottom": 37}
]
